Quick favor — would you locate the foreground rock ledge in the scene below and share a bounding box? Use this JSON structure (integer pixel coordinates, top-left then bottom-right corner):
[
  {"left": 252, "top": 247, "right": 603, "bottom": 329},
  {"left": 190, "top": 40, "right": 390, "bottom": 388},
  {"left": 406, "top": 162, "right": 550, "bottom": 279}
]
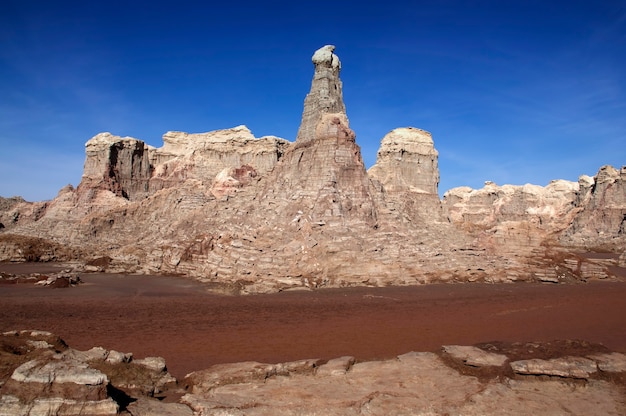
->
[{"left": 1, "top": 331, "right": 624, "bottom": 415}]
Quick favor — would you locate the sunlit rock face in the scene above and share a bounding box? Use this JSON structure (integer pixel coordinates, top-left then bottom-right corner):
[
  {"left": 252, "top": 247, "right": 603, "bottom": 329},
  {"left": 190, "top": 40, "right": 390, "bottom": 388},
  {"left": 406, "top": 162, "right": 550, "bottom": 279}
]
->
[
  {"left": 442, "top": 180, "right": 580, "bottom": 234},
  {"left": 1, "top": 45, "right": 625, "bottom": 292},
  {"left": 369, "top": 127, "right": 439, "bottom": 195},
  {"left": 149, "top": 126, "right": 290, "bottom": 193},
  {"left": 260, "top": 48, "right": 377, "bottom": 229},
  {"left": 368, "top": 127, "right": 443, "bottom": 224},
  {"left": 82, "top": 132, "right": 153, "bottom": 201},
  {"left": 559, "top": 165, "right": 626, "bottom": 250},
  {"left": 296, "top": 45, "right": 346, "bottom": 145}
]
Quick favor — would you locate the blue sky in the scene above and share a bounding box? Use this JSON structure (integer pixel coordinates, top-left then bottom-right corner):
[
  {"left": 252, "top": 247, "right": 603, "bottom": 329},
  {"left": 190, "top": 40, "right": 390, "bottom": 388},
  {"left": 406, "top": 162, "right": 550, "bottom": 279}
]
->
[{"left": 1, "top": 0, "right": 625, "bottom": 201}]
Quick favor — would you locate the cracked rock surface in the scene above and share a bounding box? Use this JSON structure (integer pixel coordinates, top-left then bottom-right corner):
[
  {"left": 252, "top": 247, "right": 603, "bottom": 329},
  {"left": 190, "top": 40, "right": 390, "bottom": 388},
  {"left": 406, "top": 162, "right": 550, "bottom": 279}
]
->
[{"left": 1, "top": 331, "right": 624, "bottom": 415}]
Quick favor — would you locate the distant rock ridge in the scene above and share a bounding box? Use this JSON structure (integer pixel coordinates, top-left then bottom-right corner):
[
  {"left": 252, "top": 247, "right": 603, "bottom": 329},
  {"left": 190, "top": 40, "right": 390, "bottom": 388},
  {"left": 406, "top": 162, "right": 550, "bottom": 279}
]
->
[{"left": 0, "top": 45, "right": 624, "bottom": 293}]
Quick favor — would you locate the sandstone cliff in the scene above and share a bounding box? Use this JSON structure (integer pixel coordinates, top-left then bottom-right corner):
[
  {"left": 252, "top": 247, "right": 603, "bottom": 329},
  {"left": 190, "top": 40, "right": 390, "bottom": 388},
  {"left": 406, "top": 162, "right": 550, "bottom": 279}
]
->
[{"left": 0, "top": 45, "right": 624, "bottom": 292}]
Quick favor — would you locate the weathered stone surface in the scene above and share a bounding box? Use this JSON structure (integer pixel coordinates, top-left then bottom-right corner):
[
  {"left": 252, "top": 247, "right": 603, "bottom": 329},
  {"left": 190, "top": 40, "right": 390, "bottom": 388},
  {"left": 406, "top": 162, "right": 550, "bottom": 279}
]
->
[
  {"left": 368, "top": 127, "right": 444, "bottom": 224},
  {"left": 126, "top": 397, "right": 194, "bottom": 416},
  {"left": 82, "top": 132, "right": 153, "bottom": 201},
  {"left": 1, "top": 357, "right": 113, "bottom": 415},
  {"left": 588, "top": 352, "right": 626, "bottom": 373},
  {"left": 184, "top": 359, "right": 320, "bottom": 393},
  {"left": 510, "top": 356, "right": 598, "bottom": 379},
  {"left": 369, "top": 127, "right": 439, "bottom": 195},
  {"left": 105, "top": 349, "right": 132, "bottom": 365},
  {"left": 443, "top": 179, "right": 580, "bottom": 234},
  {"left": 296, "top": 45, "right": 345, "bottom": 145},
  {"left": 210, "top": 165, "right": 258, "bottom": 198},
  {"left": 261, "top": 112, "right": 377, "bottom": 229},
  {"left": 0, "top": 330, "right": 180, "bottom": 415},
  {"left": 181, "top": 352, "right": 485, "bottom": 415},
  {"left": 442, "top": 345, "right": 508, "bottom": 367},
  {"left": 151, "top": 126, "right": 289, "bottom": 193},
  {"left": 134, "top": 356, "right": 167, "bottom": 372},
  {"left": 560, "top": 165, "right": 626, "bottom": 250},
  {"left": 457, "top": 379, "right": 623, "bottom": 416},
  {"left": 315, "top": 356, "right": 355, "bottom": 376},
  {"left": 181, "top": 350, "right": 625, "bottom": 415},
  {"left": 10, "top": 359, "right": 108, "bottom": 385},
  {"left": 1, "top": 331, "right": 625, "bottom": 415},
  {"left": 0, "top": 395, "right": 119, "bottom": 416}
]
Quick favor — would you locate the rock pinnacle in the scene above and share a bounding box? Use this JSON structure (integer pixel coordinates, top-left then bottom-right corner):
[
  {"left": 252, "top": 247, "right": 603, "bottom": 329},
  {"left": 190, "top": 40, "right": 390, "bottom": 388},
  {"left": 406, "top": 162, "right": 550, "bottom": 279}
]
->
[{"left": 296, "top": 45, "right": 347, "bottom": 144}]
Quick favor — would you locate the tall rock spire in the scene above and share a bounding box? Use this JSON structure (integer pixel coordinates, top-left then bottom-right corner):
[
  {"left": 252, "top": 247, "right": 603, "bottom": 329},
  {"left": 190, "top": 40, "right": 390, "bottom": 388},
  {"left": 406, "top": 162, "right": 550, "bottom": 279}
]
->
[
  {"left": 260, "top": 45, "right": 377, "bottom": 228},
  {"left": 296, "top": 45, "right": 347, "bottom": 144}
]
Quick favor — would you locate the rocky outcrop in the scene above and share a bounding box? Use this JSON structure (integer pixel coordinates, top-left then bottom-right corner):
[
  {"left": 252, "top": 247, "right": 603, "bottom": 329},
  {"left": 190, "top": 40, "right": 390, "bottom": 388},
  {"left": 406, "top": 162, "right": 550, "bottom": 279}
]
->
[
  {"left": 80, "top": 127, "right": 290, "bottom": 201},
  {"left": 369, "top": 127, "right": 443, "bottom": 223},
  {"left": 0, "top": 45, "right": 624, "bottom": 292},
  {"left": 0, "top": 269, "right": 81, "bottom": 288},
  {"left": 0, "top": 330, "right": 180, "bottom": 415},
  {"left": 1, "top": 332, "right": 624, "bottom": 415},
  {"left": 150, "top": 126, "right": 289, "bottom": 193},
  {"left": 82, "top": 133, "right": 153, "bottom": 201},
  {"left": 442, "top": 168, "right": 626, "bottom": 282},
  {"left": 181, "top": 340, "right": 626, "bottom": 415},
  {"left": 369, "top": 127, "right": 439, "bottom": 195},
  {"left": 560, "top": 165, "right": 626, "bottom": 250},
  {"left": 261, "top": 112, "right": 377, "bottom": 229},
  {"left": 296, "top": 45, "right": 345, "bottom": 145}
]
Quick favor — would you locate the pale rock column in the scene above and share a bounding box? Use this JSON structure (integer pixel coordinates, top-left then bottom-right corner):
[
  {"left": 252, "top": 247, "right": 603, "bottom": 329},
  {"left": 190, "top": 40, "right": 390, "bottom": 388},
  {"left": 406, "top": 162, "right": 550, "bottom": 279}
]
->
[{"left": 296, "top": 45, "right": 346, "bottom": 145}]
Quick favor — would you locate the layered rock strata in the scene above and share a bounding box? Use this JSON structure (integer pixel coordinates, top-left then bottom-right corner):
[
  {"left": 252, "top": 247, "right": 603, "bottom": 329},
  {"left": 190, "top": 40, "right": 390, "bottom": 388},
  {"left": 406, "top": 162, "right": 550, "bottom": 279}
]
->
[
  {"left": 296, "top": 44, "right": 346, "bottom": 144},
  {"left": 182, "top": 340, "right": 626, "bottom": 415},
  {"left": 369, "top": 127, "right": 443, "bottom": 223},
  {"left": 0, "top": 330, "right": 180, "bottom": 416},
  {"left": 0, "top": 45, "right": 624, "bottom": 292}
]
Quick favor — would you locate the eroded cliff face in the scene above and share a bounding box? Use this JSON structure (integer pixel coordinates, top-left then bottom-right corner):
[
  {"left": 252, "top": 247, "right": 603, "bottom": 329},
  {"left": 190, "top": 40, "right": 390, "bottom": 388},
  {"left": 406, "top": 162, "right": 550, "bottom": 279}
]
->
[
  {"left": 81, "top": 133, "right": 153, "bottom": 201},
  {"left": 1, "top": 45, "right": 624, "bottom": 292},
  {"left": 368, "top": 127, "right": 443, "bottom": 224},
  {"left": 442, "top": 168, "right": 626, "bottom": 283},
  {"left": 560, "top": 166, "right": 626, "bottom": 250}
]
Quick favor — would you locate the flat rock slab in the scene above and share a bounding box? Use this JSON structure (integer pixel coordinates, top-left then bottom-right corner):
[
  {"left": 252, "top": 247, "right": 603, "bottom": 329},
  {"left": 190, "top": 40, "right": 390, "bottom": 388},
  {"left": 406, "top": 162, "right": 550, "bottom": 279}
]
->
[
  {"left": 315, "top": 356, "right": 355, "bottom": 376},
  {"left": 0, "top": 395, "right": 118, "bottom": 416},
  {"left": 180, "top": 352, "right": 625, "bottom": 415},
  {"left": 587, "top": 352, "right": 626, "bottom": 373},
  {"left": 510, "top": 356, "right": 598, "bottom": 378},
  {"left": 442, "top": 345, "right": 508, "bottom": 367},
  {"left": 11, "top": 358, "right": 108, "bottom": 385},
  {"left": 186, "top": 359, "right": 320, "bottom": 393},
  {"left": 134, "top": 356, "right": 167, "bottom": 372},
  {"left": 126, "top": 397, "right": 193, "bottom": 416},
  {"left": 458, "top": 379, "right": 624, "bottom": 415}
]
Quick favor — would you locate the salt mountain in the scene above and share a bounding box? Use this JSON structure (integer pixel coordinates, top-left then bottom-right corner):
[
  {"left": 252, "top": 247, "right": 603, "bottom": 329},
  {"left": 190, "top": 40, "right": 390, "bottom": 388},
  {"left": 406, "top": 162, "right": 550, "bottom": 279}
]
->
[{"left": 1, "top": 45, "right": 624, "bottom": 293}]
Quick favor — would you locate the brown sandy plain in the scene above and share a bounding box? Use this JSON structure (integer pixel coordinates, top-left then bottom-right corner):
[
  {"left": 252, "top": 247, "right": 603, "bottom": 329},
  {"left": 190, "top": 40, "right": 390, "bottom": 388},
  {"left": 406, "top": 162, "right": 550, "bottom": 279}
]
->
[{"left": 1, "top": 263, "right": 625, "bottom": 379}]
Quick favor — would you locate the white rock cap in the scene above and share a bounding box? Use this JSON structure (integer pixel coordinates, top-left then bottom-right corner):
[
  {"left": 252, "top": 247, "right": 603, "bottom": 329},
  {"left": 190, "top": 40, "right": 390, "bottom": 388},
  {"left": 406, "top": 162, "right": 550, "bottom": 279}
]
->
[{"left": 312, "top": 45, "right": 341, "bottom": 69}]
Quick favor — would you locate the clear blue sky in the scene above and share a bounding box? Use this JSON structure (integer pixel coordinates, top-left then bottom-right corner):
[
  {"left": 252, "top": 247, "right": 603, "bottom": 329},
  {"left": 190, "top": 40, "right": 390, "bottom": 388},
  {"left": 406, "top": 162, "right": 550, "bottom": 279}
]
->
[{"left": 1, "top": 0, "right": 625, "bottom": 201}]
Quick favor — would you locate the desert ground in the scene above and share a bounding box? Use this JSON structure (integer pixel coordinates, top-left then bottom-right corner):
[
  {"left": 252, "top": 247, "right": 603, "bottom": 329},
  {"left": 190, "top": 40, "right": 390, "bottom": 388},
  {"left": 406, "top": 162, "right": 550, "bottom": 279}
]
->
[{"left": 1, "top": 263, "right": 625, "bottom": 379}]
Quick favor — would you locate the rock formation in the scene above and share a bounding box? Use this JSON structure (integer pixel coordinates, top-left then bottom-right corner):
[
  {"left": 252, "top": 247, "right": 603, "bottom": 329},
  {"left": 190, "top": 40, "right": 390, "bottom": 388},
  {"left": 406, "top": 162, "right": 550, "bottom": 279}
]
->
[
  {"left": 296, "top": 45, "right": 346, "bottom": 144},
  {"left": 2, "top": 331, "right": 624, "bottom": 415},
  {"left": 0, "top": 45, "right": 624, "bottom": 292},
  {"left": 181, "top": 341, "right": 626, "bottom": 415},
  {"left": 368, "top": 127, "right": 439, "bottom": 195},
  {"left": 368, "top": 127, "right": 443, "bottom": 223},
  {"left": 0, "top": 330, "right": 183, "bottom": 415},
  {"left": 81, "top": 133, "right": 153, "bottom": 201}
]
